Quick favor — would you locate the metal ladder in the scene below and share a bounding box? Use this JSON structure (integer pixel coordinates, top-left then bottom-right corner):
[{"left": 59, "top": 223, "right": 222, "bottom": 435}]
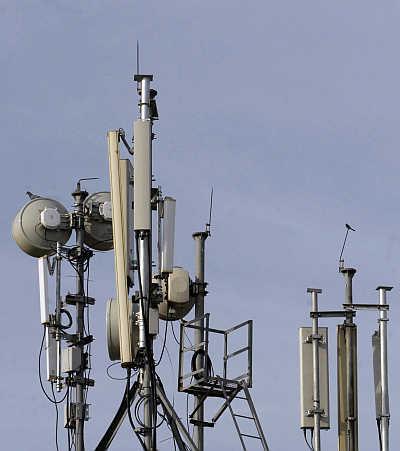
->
[{"left": 213, "top": 378, "right": 270, "bottom": 451}]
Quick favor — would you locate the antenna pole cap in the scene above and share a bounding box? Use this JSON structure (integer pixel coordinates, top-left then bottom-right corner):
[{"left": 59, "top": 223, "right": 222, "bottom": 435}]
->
[
  {"left": 340, "top": 267, "right": 356, "bottom": 276},
  {"left": 307, "top": 288, "right": 322, "bottom": 294},
  {"left": 134, "top": 74, "right": 153, "bottom": 82},
  {"left": 376, "top": 286, "right": 393, "bottom": 292},
  {"left": 192, "top": 231, "right": 209, "bottom": 240}
]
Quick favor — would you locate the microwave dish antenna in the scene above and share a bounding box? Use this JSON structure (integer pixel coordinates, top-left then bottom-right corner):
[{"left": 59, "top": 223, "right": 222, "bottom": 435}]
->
[
  {"left": 83, "top": 191, "right": 114, "bottom": 251},
  {"left": 12, "top": 197, "right": 71, "bottom": 257},
  {"left": 158, "top": 267, "right": 195, "bottom": 321},
  {"left": 106, "top": 298, "right": 139, "bottom": 361}
]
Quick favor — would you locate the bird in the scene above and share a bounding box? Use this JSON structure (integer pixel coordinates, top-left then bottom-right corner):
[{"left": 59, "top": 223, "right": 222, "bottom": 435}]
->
[
  {"left": 26, "top": 191, "right": 41, "bottom": 200},
  {"left": 345, "top": 223, "right": 356, "bottom": 232}
]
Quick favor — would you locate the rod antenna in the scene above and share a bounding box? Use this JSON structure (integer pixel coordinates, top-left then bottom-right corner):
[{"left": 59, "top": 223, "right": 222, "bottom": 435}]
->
[
  {"left": 136, "top": 40, "right": 140, "bottom": 91},
  {"left": 205, "top": 187, "right": 213, "bottom": 235},
  {"left": 339, "top": 223, "right": 356, "bottom": 270},
  {"left": 136, "top": 40, "right": 140, "bottom": 73}
]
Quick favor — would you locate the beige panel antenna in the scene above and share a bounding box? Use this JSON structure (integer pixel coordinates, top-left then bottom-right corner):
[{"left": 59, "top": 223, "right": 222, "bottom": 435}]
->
[{"left": 108, "top": 130, "right": 132, "bottom": 366}]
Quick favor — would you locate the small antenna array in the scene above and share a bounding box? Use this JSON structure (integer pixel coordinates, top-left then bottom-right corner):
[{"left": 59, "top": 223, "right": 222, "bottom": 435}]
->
[{"left": 300, "top": 225, "right": 393, "bottom": 451}]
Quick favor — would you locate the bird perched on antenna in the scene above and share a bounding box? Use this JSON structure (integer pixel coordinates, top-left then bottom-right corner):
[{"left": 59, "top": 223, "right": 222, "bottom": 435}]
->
[
  {"left": 345, "top": 223, "right": 356, "bottom": 232},
  {"left": 26, "top": 191, "right": 41, "bottom": 200}
]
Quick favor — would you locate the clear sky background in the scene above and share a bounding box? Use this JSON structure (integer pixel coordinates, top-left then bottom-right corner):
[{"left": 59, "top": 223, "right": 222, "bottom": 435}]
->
[{"left": 2, "top": 1, "right": 400, "bottom": 450}]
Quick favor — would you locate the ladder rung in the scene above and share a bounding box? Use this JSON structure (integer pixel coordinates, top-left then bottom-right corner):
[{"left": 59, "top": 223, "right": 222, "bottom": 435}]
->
[
  {"left": 240, "top": 433, "right": 262, "bottom": 440},
  {"left": 233, "top": 413, "right": 254, "bottom": 420}
]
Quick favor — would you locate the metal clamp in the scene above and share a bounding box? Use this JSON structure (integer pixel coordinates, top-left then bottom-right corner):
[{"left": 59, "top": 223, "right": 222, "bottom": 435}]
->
[
  {"left": 305, "top": 334, "right": 325, "bottom": 344},
  {"left": 192, "top": 281, "right": 208, "bottom": 296},
  {"left": 305, "top": 408, "right": 325, "bottom": 417}
]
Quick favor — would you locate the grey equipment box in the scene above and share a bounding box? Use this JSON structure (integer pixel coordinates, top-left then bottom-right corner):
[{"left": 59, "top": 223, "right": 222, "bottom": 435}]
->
[{"left": 62, "top": 346, "right": 81, "bottom": 373}]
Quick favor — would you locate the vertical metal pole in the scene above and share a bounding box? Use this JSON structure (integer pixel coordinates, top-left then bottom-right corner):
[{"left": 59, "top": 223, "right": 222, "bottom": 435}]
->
[
  {"left": 72, "top": 183, "right": 88, "bottom": 451},
  {"left": 157, "top": 190, "right": 162, "bottom": 277},
  {"left": 377, "top": 286, "right": 391, "bottom": 451},
  {"left": 134, "top": 74, "right": 154, "bottom": 450},
  {"left": 55, "top": 242, "right": 62, "bottom": 322},
  {"left": 192, "top": 231, "right": 208, "bottom": 451},
  {"left": 248, "top": 321, "right": 253, "bottom": 387},
  {"left": 223, "top": 332, "right": 228, "bottom": 380},
  {"left": 307, "top": 288, "right": 322, "bottom": 451},
  {"left": 138, "top": 230, "right": 153, "bottom": 450},
  {"left": 340, "top": 267, "right": 358, "bottom": 451},
  {"left": 139, "top": 76, "right": 151, "bottom": 120},
  {"left": 55, "top": 243, "right": 63, "bottom": 392}
]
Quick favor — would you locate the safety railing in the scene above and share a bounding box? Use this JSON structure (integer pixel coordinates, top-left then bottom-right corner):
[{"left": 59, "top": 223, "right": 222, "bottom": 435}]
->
[{"left": 178, "top": 313, "right": 253, "bottom": 395}]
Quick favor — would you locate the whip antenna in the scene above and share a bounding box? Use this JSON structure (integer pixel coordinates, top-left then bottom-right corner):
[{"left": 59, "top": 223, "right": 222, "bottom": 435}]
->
[
  {"left": 136, "top": 40, "right": 140, "bottom": 74},
  {"left": 339, "top": 223, "right": 356, "bottom": 270},
  {"left": 136, "top": 40, "right": 140, "bottom": 93},
  {"left": 206, "top": 187, "right": 213, "bottom": 235}
]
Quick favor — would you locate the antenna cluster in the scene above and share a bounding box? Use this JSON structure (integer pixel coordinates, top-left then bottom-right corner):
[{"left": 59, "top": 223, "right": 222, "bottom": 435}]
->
[
  {"left": 12, "top": 71, "right": 269, "bottom": 450},
  {"left": 13, "top": 57, "right": 393, "bottom": 451},
  {"left": 299, "top": 226, "right": 393, "bottom": 451}
]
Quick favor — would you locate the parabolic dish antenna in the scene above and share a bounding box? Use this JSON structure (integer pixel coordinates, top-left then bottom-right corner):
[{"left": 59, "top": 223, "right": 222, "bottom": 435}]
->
[
  {"left": 106, "top": 298, "right": 139, "bottom": 361},
  {"left": 158, "top": 267, "right": 195, "bottom": 321},
  {"left": 12, "top": 197, "right": 71, "bottom": 258},
  {"left": 83, "top": 191, "right": 113, "bottom": 251}
]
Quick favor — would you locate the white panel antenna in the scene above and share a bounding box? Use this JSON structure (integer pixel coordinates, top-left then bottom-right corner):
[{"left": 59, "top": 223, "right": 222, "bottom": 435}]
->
[
  {"left": 161, "top": 196, "right": 176, "bottom": 274},
  {"left": 38, "top": 257, "right": 49, "bottom": 325},
  {"left": 133, "top": 120, "right": 152, "bottom": 231},
  {"left": 108, "top": 130, "right": 132, "bottom": 365}
]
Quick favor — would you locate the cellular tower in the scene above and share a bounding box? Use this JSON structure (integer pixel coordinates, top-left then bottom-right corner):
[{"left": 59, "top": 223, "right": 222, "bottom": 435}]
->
[{"left": 12, "top": 71, "right": 269, "bottom": 451}]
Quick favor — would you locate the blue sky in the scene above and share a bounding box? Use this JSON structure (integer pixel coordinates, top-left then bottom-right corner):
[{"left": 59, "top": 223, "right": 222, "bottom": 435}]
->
[{"left": 2, "top": 1, "right": 400, "bottom": 450}]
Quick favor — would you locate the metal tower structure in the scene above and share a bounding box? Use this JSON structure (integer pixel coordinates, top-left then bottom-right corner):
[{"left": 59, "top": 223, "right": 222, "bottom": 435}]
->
[
  {"left": 12, "top": 70, "right": 269, "bottom": 451},
  {"left": 12, "top": 65, "right": 396, "bottom": 451}
]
